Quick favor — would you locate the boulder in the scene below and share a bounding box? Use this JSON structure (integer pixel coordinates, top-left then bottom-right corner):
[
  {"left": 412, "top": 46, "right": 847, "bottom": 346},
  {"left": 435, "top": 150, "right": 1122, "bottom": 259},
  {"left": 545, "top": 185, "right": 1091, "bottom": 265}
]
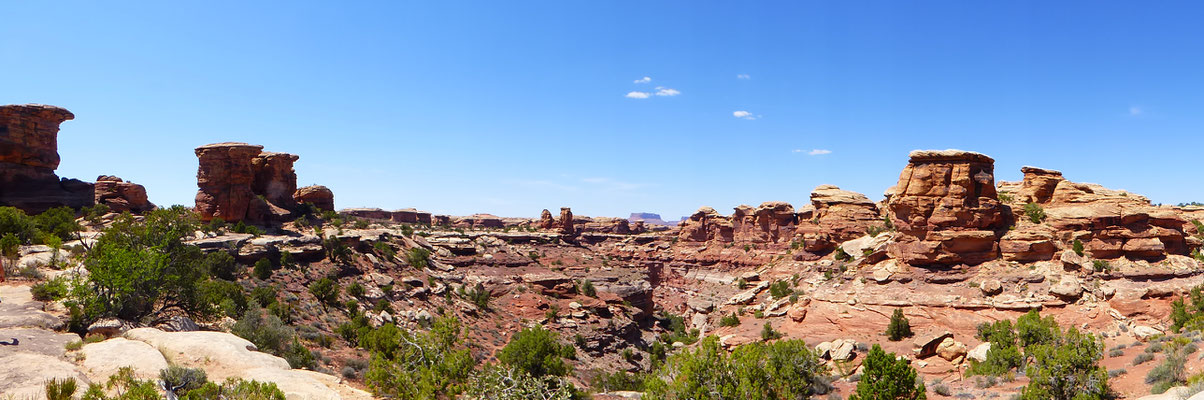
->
[
  {"left": 87, "top": 318, "right": 138, "bottom": 338},
  {"left": 1134, "top": 325, "right": 1162, "bottom": 341},
  {"left": 936, "top": 337, "right": 967, "bottom": 362},
  {"left": 294, "top": 185, "right": 334, "bottom": 212},
  {"left": 967, "top": 342, "right": 991, "bottom": 362},
  {"left": 80, "top": 338, "right": 169, "bottom": 381},
  {"left": 1050, "top": 277, "right": 1084, "bottom": 301},
  {"left": 913, "top": 331, "right": 954, "bottom": 359},
  {"left": 94, "top": 175, "right": 154, "bottom": 213},
  {"left": 979, "top": 279, "right": 1003, "bottom": 296}
]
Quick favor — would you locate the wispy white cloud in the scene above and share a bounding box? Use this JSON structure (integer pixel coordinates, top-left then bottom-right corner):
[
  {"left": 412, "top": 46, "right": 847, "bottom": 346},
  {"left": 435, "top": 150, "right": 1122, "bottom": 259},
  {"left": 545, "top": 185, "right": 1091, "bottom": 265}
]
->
[
  {"left": 733, "top": 110, "right": 757, "bottom": 120},
  {"left": 808, "top": 149, "right": 832, "bottom": 156},
  {"left": 625, "top": 91, "right": 651, "bottom": 99},
  {"left": 736, "top": 74, "right": 751, "bottom": 80},
  {"left": 1129, "top": 106, "right": 1143, "bottom": 116},
  {"left": 791, "top": 149, "right": 802, "bottom": 153},
  {"left": 654, "top": 87, "right": 680, "bottom": 96},
  {"left": 634, "top": 76, "right": 652, "bottom": 84}
]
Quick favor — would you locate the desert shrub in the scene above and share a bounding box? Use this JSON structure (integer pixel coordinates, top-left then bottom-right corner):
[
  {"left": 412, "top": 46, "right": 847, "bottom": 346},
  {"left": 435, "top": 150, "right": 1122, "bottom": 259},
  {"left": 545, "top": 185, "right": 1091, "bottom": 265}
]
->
[
  {"left": 406, "top": 247, "right": 430, "bottom": 268},
  {"left": 364, "top": 316, "right": 477, "bottom": 399},
  {"left": 1093, "top": 260, "right": 1111, "bottom": 272},
  {"left": 203, "top": 251, "right": 237, "bottom": 281},
  {"left": 834, "top": 247, "right": 852, "bottom": 261},
  {"left": 1072, "top": 239, "right": 1085, "bottom": 256},
  {"left": 656, "top": 312, "right": 699, "bottom": 345},
  {"left": 467, "top": 283, "right": 491, "bottom": 311},
  {"left": 1017, "top": 309, "right": 1059, "bottom": 350},
  {"left": 372, "top": 241, "right": 395, "bottom": 261},
  {"left": 181, "top": 378, "right": 286, "bottom": 400},
  {"left": 1108, "top": 348, "right": 1124, "bottom": 357},
  {"left": 1024, "top": 203, "right": 1046, "bottom": 224},
  {"left": 886, "top": 308, "right": 913, "bottom": 341},
  {"left": 497, "top": 325, "right": 575, "bottom": 378},
  {"left": 67, "top": 206, "right": 224, "bottom": 327},
  {"left": 591, "top": 370, "right": 646, "bottom": 392},
  {"left": 1146, "top": 338, "right": 1191, "bottom": 393},
  {"left": 1019, "top": 326, "right": 1110, "bottom": 400},
  {"left": 323, "top": 235, "right": 352, "bottom": 264},
  {"left": 769, "top": 280, "right": 791, "bottom": 298},
  {"left": 579, "top": 279, "right": 596, "bottom": 297},
  {"left": 720, "top": 313, "right": 740, "bottom": 327},
  {"left": 969, "top": 319, "right": 1023, "bottom": 376},
  {"left": 251, "top": 285, "right": 278, "bottom": 307},
  {"left": 932, "top": 383, "right": 951, "bottom": 396},
  {"left": 1133, "top": 352, "right": 1154, "bottom": 365},
  {"left": 309, "top": 278, "right": 339, "bottom": 308},
  {"left": 32, "top": 276, "right": 71, "bottom": 301},
  {"left": 761, "top": 322, "right": 782, "bottom": 341},
  {"left": 347, "top": 282, "right": 365, "bottom": 298},
  {"left": 466, "top": 364, "right": 582, "bottom": 400},
  {"left": 231, "top": 220, "right": 264, "bottom": 236},
  {"left": 45, "top": 377, "right": 77, "bottom": 400},
  {"left": 0, "top": 206, "right": 39, "bottom": 244},
  {"left": 253, "top": 258, "right": 274, "bottom": 280},
  {"left": 36, "top": 206, "right": 82, "bottom": 242},
  {"left": 231, "top": 305, "right": 313, "bottom": 369},
  {"left": 848, "top": 345, "right": 926, "bottom": 400},
  {"left": 160, "top": 365, "right": 208, "bottom": 395},
  {"left": 643, "top": 337, "right": 832, "bottom": 400}
]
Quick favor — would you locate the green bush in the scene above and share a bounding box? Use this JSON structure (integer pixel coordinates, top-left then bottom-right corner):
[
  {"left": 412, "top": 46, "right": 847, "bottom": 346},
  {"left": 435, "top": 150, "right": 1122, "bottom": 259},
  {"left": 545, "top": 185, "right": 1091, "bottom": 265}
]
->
[
  {"left": 1019, "top": 327, "right": 1110, "bottom": 400},
  {"left": 886, "top": 308, "right": 912, "bottom": 341},
  {"left": 67, "top": 206, "right": 224, "bottom": 326},
  {"left": 231, "top": 305, "right": 313, "bottom": 369},
  {"left": 323, "top": 235, "right": 352, "bottom": 264},
  {"left": 834, "top": 247, "right": 852, "bottom": 261},
  {"left": 466, "top": 364, "right": 581, "bottom": 400},
  {"left": 406, "top": 247, "right": 430, "bottom": 268},
  {"left": 364, "top": 316, "right": 477, "bottom": 399},
  {"left": 720, "top": 313, "right": 740, "bottom": 327},
  {"left": 253, "top": 258, "right": 274, "bottom": 280},
  {"left": 160, "top": 365, "right": 208, "bottom": 395},
  {"left": 181, "top": 378, "right": 286, "bottom": 400},
  {"left": 45, "top": 377, "right": 77, "bottom": 400},
  {"left": 760, "top": 322, "right": 782, "bottom": 341},
  {"left": 497, "top": 325, "right": 574, "bottom": 378},
  {"left": 309, "top": 278, "right": 339, "bottom": 308},
  {"left": 0, "top": 206, "right": 39, "bottom": 244},
  {"left": 31, "top": 276, "right": 70, "bottom": 301},
  {"left": 35, "top": 206, "right": 82, "bottom": 242},
  {"left": 769, "top": 280, "right": 791, "bottom": 299},
  {"left": 969, "top": 319, "right": 1022, "bottom": 376},
  {"left": 1024, "top": 203, "right": 1046, "bottom": 224},
  {"left": 347, "top": 282, "right": 365, "bottom": 298},
  {"left": 203, "top": 251, "right": 237, "bottom": 281},
  {"left": 848, "top": 345, "right": 927, "bottom": 400},
  {"left": 467, "top": 283, "right": 491, "bottom": 311},
  {"left": 1072, "top": 239, "right": 1085, "bottom": 256},
  {"left": 643, "top": 337, "right": 832, "bottom": 400},
  {"left": 579, "top": 280, "right": 596, "bottom": 297},
  {"left": 373, "top": 241, "right": 396, "bottom": 261}
]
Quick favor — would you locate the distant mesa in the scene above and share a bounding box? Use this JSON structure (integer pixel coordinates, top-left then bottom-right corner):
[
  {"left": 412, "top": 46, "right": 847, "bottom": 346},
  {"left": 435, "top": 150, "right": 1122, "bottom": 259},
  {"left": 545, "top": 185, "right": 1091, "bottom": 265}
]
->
[
  {"left": 0, "top": 104, "right": 153, "bottom": 214},
  {"left": 628, "top": 212, "right": 678, "bottom": 226}
]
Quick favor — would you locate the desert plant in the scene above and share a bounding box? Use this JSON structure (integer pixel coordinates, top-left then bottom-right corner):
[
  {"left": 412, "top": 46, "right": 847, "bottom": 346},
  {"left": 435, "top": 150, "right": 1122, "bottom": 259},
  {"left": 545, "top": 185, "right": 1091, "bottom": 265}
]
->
[
  {"left": 44, "top": 377, "right": 77, "bottom": 400},
  {"left": 886, "top": 308, "right": 913, "bottom": 341},
  {"left": 160, "top": 365, "right": 208, "bottom": 395},
  {"left": 848, "top": 345, "right": 926, "bottom": 400},
  {"left": 720, "top": 313, "right": 740, "bottom": 327},
  {"left": 1072, "top": 239, "right": 1085, "bottom": 256},
  {"left": 497, "top": 325, "right": 575, "bottom": 378},
  {"left": 1024, "top": 203, "right": 1046, "bottom": 224},
  {"left": 579, "top": 279, "right": 596, "bottom": 297},
  {"left": 309, "top": 278, "right": 339, "bottom": 308},
  {"left": 253, "top": 258, "right": 274, "bottom": 280}
]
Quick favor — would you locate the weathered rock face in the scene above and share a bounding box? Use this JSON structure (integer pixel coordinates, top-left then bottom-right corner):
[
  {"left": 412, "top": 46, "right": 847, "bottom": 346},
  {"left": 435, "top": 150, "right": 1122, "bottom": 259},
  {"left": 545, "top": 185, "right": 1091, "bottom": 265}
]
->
[
  {"left": 1001, "top": 166, "right": 1192, "bottom": 260},
  {"left": 795, "top": 185, "right": 883, "bottom": 254},
  {"left": 294, "top": 185, "right": 334, "bottom": 211},
  {"left": 732, "top": 201, "right": 795, "bottom": 243},
  {"left": 0, "top": 104, "right": 94, "bottom": 213},
  {"left": 251, "top": 152, "right": 299, "bottom": 210},
  {"left": 559, "top": 207, "right": 575, "bottom": 235},
  {"left": 196, "top": 143, "right": 318, "bottom": 223},
  {"left": 539, "top": 209, "right": 555, "bottom": 229},
  {"left": 391, "top": 208, "right": 432, "bottom": 225},
  {"left": 678, "top": 206, "right": 734, "bottom": 242},
  {"left": 580, "top": 217, "right": 631, "bottom": 234},
  {"left": 93, "top": 176, "right": 154, "bottom": 213},
  {"left": 195, "top": 142, "right": 264, "bottom": 223},
  {"left": 887, "top": 150, "right": 1010, "bottom": 266}
]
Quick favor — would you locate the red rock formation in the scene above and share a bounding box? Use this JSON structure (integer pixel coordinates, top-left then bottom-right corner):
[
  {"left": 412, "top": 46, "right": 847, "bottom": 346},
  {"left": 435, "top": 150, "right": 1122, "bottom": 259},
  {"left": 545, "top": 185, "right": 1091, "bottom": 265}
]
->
[
  {"left": 251, "top": 152, "right": 299, "bottom": 210},
  {"left": 678, "top": 207, "right": 734, "bottom": 242},
  {"left": 559, "top": 207, "right": 575, "bottom": 235},
  {"left": 795, "top": 185, "right": 882, "bottom": 253},
  {"left": 732, "top": 202, "right": 796, "bottom": 243},
  {"left": 389, "top": 208, "right": 432, "bottom": 224},
  {"left": 886, "top": 150, "right": 1010, "bottom": 266},
  {"left": 194, "top": 143, "right": 263, "bottom": 222},
  {"left": 342, "top": 208, "right": 391, "bottom": 220},
  {"left": 1015, "top": 166, "right": 1063, "bottom": 204},
  {"left": 580, "top": 217, "right": 631, "bottom": 234},
  {"left": 0, "top": 104, "right": 94, "bottom": 213},
  {"left": 294, "top": 185, "right": 334, "bottom": 211},
  {"left": 94, "top": 176, "right": 154, "bottom": 213},
  {"left": 539, "top": 209, "right": 555, "bottom": 230}
]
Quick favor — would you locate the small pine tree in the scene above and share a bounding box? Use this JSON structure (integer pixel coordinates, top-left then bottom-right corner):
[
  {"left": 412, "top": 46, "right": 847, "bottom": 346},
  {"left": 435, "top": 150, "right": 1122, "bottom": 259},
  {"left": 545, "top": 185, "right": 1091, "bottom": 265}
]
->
[
  {"left": 579, "top": 280, "right": 596, "bottom": 297},
  {"left": 1072, "top": 239, "right": 1085, "bottom": 257},
  {"left": 253, "top": 258, "right": 274, "bottom": 280},
  {"left": 886, "top": 308, "right": 913, "bottom": 341},
  {"left": 760, "top": 322, "right": 781, "bottom": 341},
  {"left": 849, "top": 345, "right": 927, "bottom": 400}
]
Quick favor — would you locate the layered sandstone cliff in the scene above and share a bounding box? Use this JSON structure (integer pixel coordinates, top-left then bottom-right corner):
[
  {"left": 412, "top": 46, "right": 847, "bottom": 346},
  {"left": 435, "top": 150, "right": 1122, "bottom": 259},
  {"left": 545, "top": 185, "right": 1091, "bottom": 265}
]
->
[
  {"left": 195, "top": 142, "right": 321, "bottom": 223},
  {"left": 0, "top": 105, "right": 93, "bottom": 213}
]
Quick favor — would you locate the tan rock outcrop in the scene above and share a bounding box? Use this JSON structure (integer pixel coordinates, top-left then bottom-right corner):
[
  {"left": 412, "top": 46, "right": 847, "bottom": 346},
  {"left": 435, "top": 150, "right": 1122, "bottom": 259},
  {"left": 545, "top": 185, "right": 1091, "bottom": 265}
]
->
[
  {"left": 1015, "top": 166, "right": 1064, "bottom": 204},
  {"left": 732, "top": 201, "right": 795, "bottom": 243},
  {"left": 196, "top": 143, "right": 321, "bottom": 223},
  {"left": 887, "top": 150, "right": 1010, "bottom": 266},
  {"left": 539, "top": 209, "right": 555, "bottom": 229},
  {"left": 559, "top": 207, "right": 575, "bottom": 235},
  {"left": 252, "top": 152, "right": 300, "bottom": 210},
  {"left": 0, "top": 104, "right": 94, "bottom": 213},
  {"left": 678, "top": 206, "right": 734, "bottom": 242},
  {"left": 795, "top": 185, "right": 883, "bottom": 254}
]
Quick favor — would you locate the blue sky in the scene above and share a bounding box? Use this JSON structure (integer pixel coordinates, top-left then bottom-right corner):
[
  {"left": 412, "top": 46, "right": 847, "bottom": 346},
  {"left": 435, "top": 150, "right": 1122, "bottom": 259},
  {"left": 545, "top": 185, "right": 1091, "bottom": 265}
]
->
[{"left": 3, "top": 2, "right": 1203, "bottom": 219}]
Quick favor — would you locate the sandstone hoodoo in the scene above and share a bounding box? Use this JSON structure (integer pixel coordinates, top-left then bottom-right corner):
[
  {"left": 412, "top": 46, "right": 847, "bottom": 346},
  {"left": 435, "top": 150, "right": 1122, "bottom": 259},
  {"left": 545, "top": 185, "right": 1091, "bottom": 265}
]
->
[
  {"left": 195, "top": 142, "right": 327, "bottom": 223},
  {"left": 795, "top": 185, "right": 883, "bottom": 254},
  {"left": 0, "top": 104, "right": 93, "bottom": 213},
  {"left": 886, "top": 150, "right": 1011, "bottom": 266},
  {"left": 732, "top": 201, "right": 796, "bottom": 243}
]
